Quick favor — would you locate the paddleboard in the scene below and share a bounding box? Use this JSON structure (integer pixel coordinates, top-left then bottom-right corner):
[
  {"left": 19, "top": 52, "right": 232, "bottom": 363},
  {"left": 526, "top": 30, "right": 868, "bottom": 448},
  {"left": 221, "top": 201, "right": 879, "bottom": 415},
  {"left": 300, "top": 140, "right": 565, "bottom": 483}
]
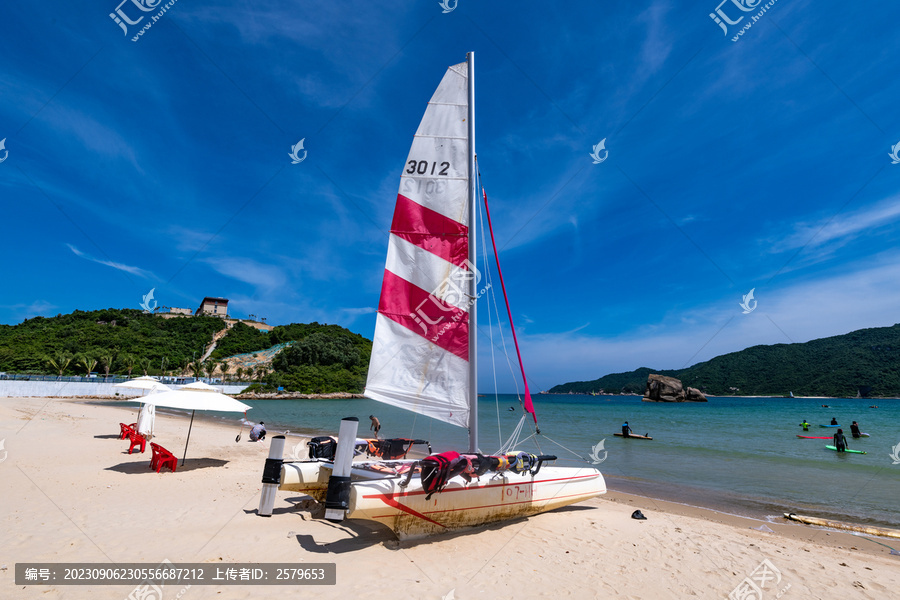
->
[
  {"left": 819, "top": 424, "right": 840, "bottom": 427},
  {"left": 854, "top": 432, "right": 870, "bottom": 438},
  {"left": 825, "top": 445, "right": 866, "bottom": 454},
  {"left": 784, "top": 513, "right": 900, "bottom": 539},
  {"left": 613, "top": 433, "right": 653, "bottom": 440},
  {"left": 797, "top": 435, "right": 830, "bottom": 439}
]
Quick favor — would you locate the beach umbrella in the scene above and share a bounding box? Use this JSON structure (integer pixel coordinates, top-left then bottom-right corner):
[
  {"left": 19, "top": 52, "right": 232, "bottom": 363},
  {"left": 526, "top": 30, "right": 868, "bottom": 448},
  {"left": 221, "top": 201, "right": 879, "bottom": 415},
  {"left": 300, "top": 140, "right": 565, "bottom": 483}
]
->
[
  {"left": 141, "top": 381, "right": 252, "bottom": 465},
  {"left": 113, "top": 377, "right": 170, "bottom": 423},
  {"left": 114, "top": 376, "right": 171, "bottom": 395}
]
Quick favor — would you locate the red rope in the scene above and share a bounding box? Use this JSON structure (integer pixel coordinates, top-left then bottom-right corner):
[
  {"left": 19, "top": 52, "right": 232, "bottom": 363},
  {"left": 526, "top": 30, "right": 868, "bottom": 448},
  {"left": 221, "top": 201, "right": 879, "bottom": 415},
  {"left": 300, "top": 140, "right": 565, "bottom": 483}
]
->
[{"left": 481, "top": 187, "right": 538, "bottom": 427}]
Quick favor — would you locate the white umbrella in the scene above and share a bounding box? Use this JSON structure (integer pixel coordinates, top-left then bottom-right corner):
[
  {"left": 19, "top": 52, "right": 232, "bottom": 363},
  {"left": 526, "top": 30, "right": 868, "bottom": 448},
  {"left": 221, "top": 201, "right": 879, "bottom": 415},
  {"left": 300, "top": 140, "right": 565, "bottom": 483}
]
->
[
  {"left": 113, "top": 377, "right": 170, "bottom": 424},
  {"left": 143, "top": 381, "right": 252, "bottom": 465},
  {"left": 114, "top": 376, "right": 171, "bottom": 395}
]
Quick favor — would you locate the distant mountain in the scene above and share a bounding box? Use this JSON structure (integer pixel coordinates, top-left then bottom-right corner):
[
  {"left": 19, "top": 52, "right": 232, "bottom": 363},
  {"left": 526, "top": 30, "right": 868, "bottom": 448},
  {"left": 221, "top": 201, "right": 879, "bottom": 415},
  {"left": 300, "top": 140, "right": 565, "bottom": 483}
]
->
[{"left": 549, "top": 323, "right": 900, "bottom": 398}]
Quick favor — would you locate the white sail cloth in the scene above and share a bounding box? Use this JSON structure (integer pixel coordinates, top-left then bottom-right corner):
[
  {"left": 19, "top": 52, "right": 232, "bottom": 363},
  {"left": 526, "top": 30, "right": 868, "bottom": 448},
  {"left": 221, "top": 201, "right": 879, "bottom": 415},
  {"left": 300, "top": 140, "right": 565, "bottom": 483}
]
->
[{"left": 365, "top": 61, "right": 474, "bottom": 429}]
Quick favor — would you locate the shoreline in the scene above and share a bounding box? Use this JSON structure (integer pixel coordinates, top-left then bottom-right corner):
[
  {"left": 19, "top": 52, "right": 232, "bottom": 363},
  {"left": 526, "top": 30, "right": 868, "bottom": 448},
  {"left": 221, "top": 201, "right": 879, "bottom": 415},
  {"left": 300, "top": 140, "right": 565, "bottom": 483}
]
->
[
  {"left": 84, "top": 398, "right": 900, "bottom": 534},
  {"left": 2, "top": 395, "right": 899, "bottom": 599}
]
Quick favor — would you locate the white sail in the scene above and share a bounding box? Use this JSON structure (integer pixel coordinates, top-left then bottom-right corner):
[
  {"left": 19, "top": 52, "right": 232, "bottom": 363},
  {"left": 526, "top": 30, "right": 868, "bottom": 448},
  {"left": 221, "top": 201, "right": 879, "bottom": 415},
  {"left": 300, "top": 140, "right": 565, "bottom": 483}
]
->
[{"left": 365, "top": 61, "right": 473, "bottom": 429}]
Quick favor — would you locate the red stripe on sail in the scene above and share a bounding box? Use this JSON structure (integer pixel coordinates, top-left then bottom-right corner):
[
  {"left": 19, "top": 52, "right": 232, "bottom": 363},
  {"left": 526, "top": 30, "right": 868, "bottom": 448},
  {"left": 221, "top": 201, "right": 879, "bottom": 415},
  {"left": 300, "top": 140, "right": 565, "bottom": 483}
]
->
[
  {"left": 378, "top": 269, "right": 469, "bottom": 361},
  {"left": 391, "top": 194, "right": 469, "bottom": 269}
]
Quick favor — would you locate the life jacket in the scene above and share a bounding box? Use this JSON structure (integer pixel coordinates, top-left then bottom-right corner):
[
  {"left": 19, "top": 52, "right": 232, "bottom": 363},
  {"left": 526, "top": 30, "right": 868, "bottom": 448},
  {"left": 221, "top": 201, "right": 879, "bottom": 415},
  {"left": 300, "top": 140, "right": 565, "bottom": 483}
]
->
[
  {"left": 420, "top": 451, "right": 466, "bottom": 499},
  {"left": 458, "top": 454, "right": 482, "bottom": 482},
  {"left": 507, "top": 451, "right": 537, "bottom": 474},
  {"left": 492, "top": 455, "right": 510, "bottom": 472},
  {"left": 364, "top": 438, "right": 430, "bottom": 460},
  {"left": 307, "top": 436, "right": 337, "bottom": 460}
]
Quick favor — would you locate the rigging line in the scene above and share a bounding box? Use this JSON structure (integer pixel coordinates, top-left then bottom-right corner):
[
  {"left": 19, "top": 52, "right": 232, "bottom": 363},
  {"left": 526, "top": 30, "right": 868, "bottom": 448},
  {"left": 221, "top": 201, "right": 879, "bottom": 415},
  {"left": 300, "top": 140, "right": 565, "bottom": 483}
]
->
[
  {"left": 476, "top": 169, "right": 524, "bottom": 448},
  {"left": 476, "top": 185, "right": 505, "bottom": 452},
  {"left": 500, "top": 415, "right": 527, "bottom": 454},
  {"left": 476, "top": 170, "right": 523, "bottom": 407},
  {"left": 481, "top": 180, "right": 537, "bottom": 427},
  {"left": 475, "top": 167, "right": 509, "bottom": 446},
  {"left": 474, "top": 175, "right": 502, "bottom": 450},
  {"left": 536, "top": 434, "right": 587, "bottom": 462}
]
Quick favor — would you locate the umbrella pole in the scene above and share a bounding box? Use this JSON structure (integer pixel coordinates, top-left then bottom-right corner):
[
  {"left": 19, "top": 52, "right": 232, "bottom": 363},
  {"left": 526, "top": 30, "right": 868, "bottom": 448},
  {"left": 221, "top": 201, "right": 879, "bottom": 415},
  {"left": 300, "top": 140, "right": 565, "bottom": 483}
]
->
[{"left": 182, "top": 409, "right": 196, "bottom": 466}]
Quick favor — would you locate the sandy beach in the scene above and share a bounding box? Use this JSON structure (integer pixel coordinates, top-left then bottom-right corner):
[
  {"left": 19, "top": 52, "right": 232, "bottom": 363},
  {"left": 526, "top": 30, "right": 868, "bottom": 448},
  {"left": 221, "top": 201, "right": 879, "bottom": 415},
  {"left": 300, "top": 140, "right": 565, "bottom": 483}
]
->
[{"left": 1, "top": 396, "right": 898, "bottom": 599}]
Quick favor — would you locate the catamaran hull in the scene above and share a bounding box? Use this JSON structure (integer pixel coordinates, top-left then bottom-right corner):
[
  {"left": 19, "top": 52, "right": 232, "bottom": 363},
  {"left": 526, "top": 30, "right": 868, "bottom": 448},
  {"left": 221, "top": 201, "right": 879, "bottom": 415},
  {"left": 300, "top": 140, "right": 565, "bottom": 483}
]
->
[{"left": 279, "top": 461, "right": 605, "bottom": 539}]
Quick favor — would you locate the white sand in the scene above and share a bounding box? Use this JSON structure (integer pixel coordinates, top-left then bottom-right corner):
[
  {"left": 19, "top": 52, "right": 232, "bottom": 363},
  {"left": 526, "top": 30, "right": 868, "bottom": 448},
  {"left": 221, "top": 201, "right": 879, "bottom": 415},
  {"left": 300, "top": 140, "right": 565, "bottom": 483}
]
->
[{"left": 1, "top": 397, "right": 898, "bottom": 599}]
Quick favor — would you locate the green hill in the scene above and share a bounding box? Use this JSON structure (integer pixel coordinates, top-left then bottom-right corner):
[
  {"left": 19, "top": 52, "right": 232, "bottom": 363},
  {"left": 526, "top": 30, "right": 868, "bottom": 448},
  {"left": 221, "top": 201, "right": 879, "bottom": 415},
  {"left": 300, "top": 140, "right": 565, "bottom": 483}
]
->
[
  {"left": 0, "top": 309, "right": 373, "bottom": 394},
  {"left": 549, "top": 323, "right": 900, "bottom": 398},
  {"left": 0, "top": 309, "right": 226, "bottom": 375}
]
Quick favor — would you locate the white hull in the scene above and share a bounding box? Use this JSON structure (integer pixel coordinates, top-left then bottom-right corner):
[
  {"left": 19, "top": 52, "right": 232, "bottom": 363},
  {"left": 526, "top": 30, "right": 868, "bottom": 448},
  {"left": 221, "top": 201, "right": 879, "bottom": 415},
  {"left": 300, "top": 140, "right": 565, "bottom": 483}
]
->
[{"left": 280, "top": 460, "right": 605, "bottom": 539}]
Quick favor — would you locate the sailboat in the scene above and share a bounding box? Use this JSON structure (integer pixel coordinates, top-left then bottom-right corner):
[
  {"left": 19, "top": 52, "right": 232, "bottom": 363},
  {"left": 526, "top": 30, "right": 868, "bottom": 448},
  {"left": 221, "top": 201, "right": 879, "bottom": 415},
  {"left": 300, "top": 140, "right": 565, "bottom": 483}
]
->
[{"left": 264, "top": 53, "right": 605, "bottom": 539}]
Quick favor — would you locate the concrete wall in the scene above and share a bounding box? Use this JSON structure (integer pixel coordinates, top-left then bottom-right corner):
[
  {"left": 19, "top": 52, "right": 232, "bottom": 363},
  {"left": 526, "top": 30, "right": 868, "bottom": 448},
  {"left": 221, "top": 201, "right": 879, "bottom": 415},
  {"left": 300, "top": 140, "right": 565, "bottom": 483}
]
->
[{"left": 0, "top": 380, "right": 249, "bottom": 398}]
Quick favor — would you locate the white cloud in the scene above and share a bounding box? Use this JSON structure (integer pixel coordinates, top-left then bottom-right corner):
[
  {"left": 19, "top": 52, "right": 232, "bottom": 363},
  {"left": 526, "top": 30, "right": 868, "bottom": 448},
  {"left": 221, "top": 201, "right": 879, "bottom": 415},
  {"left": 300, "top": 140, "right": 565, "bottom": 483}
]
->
[
  {"left": 66, "top": 244, "right": 154, "bottom": 279},
  {"left": 203, "top": 256, "right": 287, "bottom": 290},
  {"left": 772, "top": 195, "right": 900, "bottom": 253}
]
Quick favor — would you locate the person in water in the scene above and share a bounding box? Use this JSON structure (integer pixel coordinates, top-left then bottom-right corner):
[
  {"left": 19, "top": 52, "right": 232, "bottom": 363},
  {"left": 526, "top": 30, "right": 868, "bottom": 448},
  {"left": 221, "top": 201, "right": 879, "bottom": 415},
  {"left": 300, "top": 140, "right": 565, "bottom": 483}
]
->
[
  {"left": 850, "top": 421, "right": 861, "bottom": 438},
  {"left": 369, "top": 415, "right": 381, "bottom": 437},
  {"left": 799, "top": 420, "right": 810, "bottom": 431},
  {"left": 830, "top": 417, "right": 838, "bottom": 425},
  {"left": 621, "top": 421, "right": 632, "bottom": 438},
  {"left": 249, "top": 421, "right": 266, "bottom": 442},
  {"left": 833, "top": 428, "right": 848, "bottom": 452}
]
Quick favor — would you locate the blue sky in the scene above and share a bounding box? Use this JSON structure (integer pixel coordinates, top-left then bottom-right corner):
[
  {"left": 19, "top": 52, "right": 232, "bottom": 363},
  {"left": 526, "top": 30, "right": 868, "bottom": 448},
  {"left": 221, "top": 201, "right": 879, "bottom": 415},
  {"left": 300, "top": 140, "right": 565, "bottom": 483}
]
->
[{"left": 2, "top": 0, "right": 900, "bottom": 392}]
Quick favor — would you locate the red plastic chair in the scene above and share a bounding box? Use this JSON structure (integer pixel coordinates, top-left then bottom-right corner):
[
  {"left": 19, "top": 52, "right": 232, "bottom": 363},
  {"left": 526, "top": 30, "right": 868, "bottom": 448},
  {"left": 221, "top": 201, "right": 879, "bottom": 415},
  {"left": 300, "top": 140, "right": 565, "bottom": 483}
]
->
[
  {"left": 127, "top": 431, "right": 146, "bottom": 454},
  {"left": 150, "top": 443, "right": 177, "bottom": 473},
  {"left": 119, "top": 423, "right": 136, "bottom": 440},
  {"left": 149, "top": 442, "right": 161, "bottom": 470}
]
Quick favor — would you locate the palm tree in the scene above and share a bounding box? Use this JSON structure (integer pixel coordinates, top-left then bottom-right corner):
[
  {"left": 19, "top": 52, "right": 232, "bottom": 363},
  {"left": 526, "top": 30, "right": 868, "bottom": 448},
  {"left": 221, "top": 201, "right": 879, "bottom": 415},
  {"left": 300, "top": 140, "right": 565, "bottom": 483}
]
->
[
  {"left": 256, "top": 366, "right": 267, "bottom": 382},
  {"left": 190, "top": 361, "right": 204, "bottom": 379},
  {"left": 218, "top": 361, "right": 228, "bottom": 381},
  {"left": 140, "top": 358, "right": 152, "bottom": 376},
  {"left": 122, "top": 354, "right": 137, "bottom": 377},
  {"left": 78, "top": 355, "right": 98, "bottom": 377},
  {"left": 235, "top": 367, "right": 244, "bottom": 382},
  {"left": 99, "top": 354, "right": 115, "bottom": 379},
  {"left": 46, "top": 352, "right": 73, "bottom": 379}
]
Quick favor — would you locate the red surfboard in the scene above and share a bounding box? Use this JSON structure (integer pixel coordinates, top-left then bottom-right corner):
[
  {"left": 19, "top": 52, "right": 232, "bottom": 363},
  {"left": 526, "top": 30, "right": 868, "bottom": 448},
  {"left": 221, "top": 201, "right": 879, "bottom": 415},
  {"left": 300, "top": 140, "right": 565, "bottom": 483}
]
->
[{"left": 797, "top": 435, "right": 830, "bottom": 439}]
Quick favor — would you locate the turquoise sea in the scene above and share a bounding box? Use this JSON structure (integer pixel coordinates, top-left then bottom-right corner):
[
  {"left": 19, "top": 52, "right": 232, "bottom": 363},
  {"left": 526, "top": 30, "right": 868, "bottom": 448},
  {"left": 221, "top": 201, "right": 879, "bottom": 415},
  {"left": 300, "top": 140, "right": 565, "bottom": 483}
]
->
[{"left": 203, "top": 394, "right": 900, "bottom": 529}]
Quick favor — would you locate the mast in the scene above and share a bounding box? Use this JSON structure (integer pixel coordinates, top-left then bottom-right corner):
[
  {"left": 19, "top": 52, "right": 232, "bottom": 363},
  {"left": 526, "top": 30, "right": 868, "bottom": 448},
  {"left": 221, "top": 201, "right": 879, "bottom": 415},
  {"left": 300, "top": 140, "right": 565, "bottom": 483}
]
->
[{"left": 466, "top": 51, "right": 478, "bottom": 453}]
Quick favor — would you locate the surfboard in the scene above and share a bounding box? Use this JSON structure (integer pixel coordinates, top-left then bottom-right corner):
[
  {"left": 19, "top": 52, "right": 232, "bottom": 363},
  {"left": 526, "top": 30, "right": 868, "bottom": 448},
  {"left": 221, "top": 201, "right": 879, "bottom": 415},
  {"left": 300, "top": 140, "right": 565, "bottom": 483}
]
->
[
  {"left": 825, "top": 445, "right": 866, "bottom": 454},
  {"left": 797, "top": 435, "right": 830, "bottom": 439},
  {"left": 819, "top": 424, "right": 840, "bottom": 427},
  {"left": 613, "top": 433, "right": 652, "bottom": 440}
]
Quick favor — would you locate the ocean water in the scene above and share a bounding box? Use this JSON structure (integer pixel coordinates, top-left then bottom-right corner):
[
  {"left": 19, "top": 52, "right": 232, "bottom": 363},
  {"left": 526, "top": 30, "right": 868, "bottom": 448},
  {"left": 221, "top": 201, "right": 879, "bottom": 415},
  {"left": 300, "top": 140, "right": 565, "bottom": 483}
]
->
[{"left": 208, "top": 394, "right": 900, "bottom": 528}]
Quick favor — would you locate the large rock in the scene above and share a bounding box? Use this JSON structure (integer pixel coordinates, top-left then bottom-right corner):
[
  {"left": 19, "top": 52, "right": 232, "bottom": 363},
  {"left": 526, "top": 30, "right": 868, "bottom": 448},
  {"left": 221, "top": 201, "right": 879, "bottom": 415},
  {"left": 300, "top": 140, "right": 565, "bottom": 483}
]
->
[{"left": 642, "top": 374, "right": 707, "bottom": 402}]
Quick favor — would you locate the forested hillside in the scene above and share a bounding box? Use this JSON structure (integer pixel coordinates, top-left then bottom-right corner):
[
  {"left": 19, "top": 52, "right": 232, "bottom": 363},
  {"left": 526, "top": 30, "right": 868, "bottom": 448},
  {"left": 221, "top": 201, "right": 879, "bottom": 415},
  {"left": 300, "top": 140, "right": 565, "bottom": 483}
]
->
[
  {"left": 0, "top": 309, "right": 373, "bottom": 394},
  {"left": 550, "top": 323, "right": 900, "bottom": 398}
]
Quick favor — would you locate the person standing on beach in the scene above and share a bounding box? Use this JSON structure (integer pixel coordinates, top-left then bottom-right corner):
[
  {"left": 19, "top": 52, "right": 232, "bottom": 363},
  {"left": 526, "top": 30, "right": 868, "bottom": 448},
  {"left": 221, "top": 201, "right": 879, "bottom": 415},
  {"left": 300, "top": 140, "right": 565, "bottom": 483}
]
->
[
  {"left": 833, "top": 428, "right": 848, "bottom": 452},
  {"left": 621, "top": 421, "right": 632, "bottom": 438},
  {"left": 249, "top": 421, "right": 266, "bottom": 442},
  {"left": 799, "top": 420, "right": 810, "bottom": 432},
  {"left": 850, "top": 421, "right": 861, "bottom": 438},
  {"left": 369, "top": 415, "right": 381, "bottom": 438}
]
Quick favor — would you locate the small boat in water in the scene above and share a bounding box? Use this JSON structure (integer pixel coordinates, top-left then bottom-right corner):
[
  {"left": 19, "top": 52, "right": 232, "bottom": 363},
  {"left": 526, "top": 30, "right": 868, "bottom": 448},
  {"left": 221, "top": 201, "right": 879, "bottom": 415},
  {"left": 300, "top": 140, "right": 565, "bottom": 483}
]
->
[{"left": 614, "top": 432, "right": 652, "bottom": 440}]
